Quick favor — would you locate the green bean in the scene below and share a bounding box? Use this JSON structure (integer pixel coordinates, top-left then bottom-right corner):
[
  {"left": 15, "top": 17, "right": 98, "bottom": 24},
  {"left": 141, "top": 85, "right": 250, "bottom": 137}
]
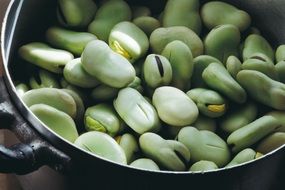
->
[{"left": 116, "top": 133, "right": 139, "bottom": 164}]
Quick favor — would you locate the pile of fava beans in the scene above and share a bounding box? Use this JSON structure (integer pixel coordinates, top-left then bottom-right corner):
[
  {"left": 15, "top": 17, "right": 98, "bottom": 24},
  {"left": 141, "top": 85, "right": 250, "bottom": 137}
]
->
[{"left": 16, "top": 0, "right": 285, "bottom": 172}]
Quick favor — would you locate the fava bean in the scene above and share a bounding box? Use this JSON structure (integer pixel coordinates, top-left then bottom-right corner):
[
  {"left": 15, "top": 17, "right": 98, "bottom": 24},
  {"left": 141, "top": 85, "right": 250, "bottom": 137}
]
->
[
  {"left": 143, "top": 54, "right": 172, "bottom": 89},
  {"left": 30, "top": 104, "right": 79, "bottom": 143},
  {"left": 114, "top": 88, "right": 161, "bottom": 134},
  {"left": 178, "top": 127, "right": 230, "bottom": 167},
  {"left": 88, "top": 0, "right": 131, "bottom": 41},
  {"left": 46, "top": 27, "right": 97, "bottom": 56},
  {"left": 189, "top": 160, "right": 218, "bottom": 172},
  {"left": 57, "top": 0, "right": 97, "bottom": 28},
  {"left": 85, "top": 104, "right": 123, "bottom": 137},
  {"left": 140, "top": 133, "right": 190, "bottom": 171},
  {"left": 19, "top": 42, "right": 74, "bottom": 74},
  {"left": 75, "top": 131, "right": 127, "bottom": 164},
  {"left": 150, "top": 26, "right": 203, "bottom": 57},
  {"left": 163, "top": 0, "right": 201, "bottom": 34},
  {"left": 201, "top": 1, "right": 251, "bottom": 31},
  {"left": 81, "top": 40, "right": 136, "bottom": 88},
  {"left": 153, "top": 86, "right": 199, "bottom": 127},
  {"left": 162, "top": 40, "right": 193, "bottom": 90},
  {"left": 130, "top": 158, "right": 160, "bottom": 171}
]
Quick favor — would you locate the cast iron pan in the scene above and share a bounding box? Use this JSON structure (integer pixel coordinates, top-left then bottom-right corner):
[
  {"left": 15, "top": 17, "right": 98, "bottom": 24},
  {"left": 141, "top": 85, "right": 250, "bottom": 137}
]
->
[{"left": 0, "top": 0, "right": 284, "bottom": 189}]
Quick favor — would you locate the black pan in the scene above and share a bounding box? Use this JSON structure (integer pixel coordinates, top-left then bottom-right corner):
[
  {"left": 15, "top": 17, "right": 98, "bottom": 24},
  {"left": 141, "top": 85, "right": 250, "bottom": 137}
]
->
[{"left": 0, "top": 0, "right": 284, "bottom": 189}]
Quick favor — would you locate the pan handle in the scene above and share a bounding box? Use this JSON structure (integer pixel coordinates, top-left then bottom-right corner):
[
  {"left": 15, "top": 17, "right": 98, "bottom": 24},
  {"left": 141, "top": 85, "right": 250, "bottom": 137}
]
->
[{"left": 0, "top": 77, "right": 71, "bottom": 175}]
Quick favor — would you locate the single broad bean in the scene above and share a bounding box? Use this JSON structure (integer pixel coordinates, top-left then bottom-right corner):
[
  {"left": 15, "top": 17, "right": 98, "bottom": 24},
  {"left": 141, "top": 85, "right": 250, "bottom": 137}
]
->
[
  {"left": 74, "top": 131, "right": 127, "bottom": 164},
  {"left": 46, "top": 27, "right": 97, "bottom": 56},
  {"left": 114, "top": 88, "right": 160, "bottom": 134},
  {"left": 30, "top": 104, "right": 78, "bottom": 143},
  {"left": 226, "top": 56, "right": 242, "bottom": 79},
  {"left": 88, "top": 0, "right": 131, "bottom": 42},
  {"left": 152, "top": 86, "right": 199, "bottom": 127},
  {"left": 178, "top": 127, "right": 230, "bottom": 167},
  {"left": 237, "top": 70, "right": 285, "bottom": 110},
  {"left": 227, "top": 115, "right": 282, "bottom": 153},
  {"left": 29, "top": 70, "right": 60, "bottom": 89},
  {"left": 140, "top": 133, "right": 190, "bottom": 171},
  {"left": 225, "top": 148, "right": 257, "bottom": 167},
  {"left": 256, "top": 132, "right": 285, "bottom": 154},
  {"left": 81, "top": 40, "right": 136, "bottom": 88},
  {"left": 187, "top": 88, "right": 227, "bottom": 118},
  {"left": 162, "top": 40, "right": 193, "bottom": 91},
  {"left": 201, "top": 1, "right": 251, "bottom": 31},
  {"left": 133, "top": 16, "right": 161, "bottom": 36},
  {"left": 163, "top": 0, "right": 201, "bottom": 34},
  {"left": 130, "top": 158, "right": 160, "bottom": 171},
  {"left": 15, "top": 83, "right": 29, "bottom": 97},
  {"left": 243, "top": 34, "right": 274, "bottom": 61},
  {"left": 276, "top": 45, "right": 285, "bottom": 62},
  {"left": 84, "top": 104, "right": 123, "bottom": 137},
  {"left": 18, "top": 42, "right": 74, "bottom": 74},
  {"left": 204, "top": 24, "right": 240, "bottom": 63},
  {"left": 143, "top": 54, "right": 172, "bottom": 89},
  {"left": 189, "top": 160, "right": 218, "bottom": 172},
  {"left": 116, "top": 133, "right": 139, "bottom": 164},
  {"left": 242, "top": 53, "right": 278, "bottom": 80},
  {"left": 57, "top": 0, "right": 97, "bottom": 28},
  {"left": 22, "top": 88, "right": 77, "bottom": 119},
  {"left": 275, "top": 61, "right": 285, "bottom": 83},
  {"left": 64, "top": 58, "right": 99, "bottom": 88},
  {"left": 192, "top": 55, "right": 223, "bottom": 88},
  {"left": 109, "top": 21, "right": 149, "bottom": 63},
  {"left": 150, "top": 26, "right": 203, "bottom": 57},
  {"left": 220, "top": 102, "right": 257, "bottom": 134},
  {"left": 193, "top": 115, "right": 217, "bottom": 132},
  {"left": 202, "top": 62, "right": 247, "bottom": 103}
]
